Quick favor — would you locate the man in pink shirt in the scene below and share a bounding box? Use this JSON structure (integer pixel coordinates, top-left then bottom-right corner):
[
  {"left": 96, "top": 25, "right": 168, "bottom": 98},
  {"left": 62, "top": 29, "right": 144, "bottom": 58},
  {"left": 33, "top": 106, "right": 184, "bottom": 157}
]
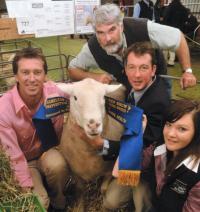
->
[{"left": 0, "top": 47, "right": 69, "bottom": 211}]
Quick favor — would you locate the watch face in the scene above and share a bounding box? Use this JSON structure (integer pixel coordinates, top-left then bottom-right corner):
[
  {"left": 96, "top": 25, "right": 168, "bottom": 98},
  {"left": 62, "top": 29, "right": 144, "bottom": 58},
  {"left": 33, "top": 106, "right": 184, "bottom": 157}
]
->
[{"left": 185, "top": 68, "right": 192, "bottom": 73}]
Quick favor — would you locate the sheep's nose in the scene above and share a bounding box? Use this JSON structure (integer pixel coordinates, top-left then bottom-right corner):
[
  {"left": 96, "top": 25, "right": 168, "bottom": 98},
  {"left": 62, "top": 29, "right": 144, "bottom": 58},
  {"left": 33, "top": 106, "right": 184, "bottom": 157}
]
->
[{"left": 87, "top": 119, "right": 101, "bottom": 130}]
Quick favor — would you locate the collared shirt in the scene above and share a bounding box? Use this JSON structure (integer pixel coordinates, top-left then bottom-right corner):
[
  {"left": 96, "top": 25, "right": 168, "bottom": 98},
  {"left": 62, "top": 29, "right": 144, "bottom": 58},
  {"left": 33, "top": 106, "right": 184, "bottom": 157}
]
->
[
  {"left": 131, "top": 76, "right": 156, "bottom": 105},
  {"left": 154, "top": 144, "right": 200, "bottom": 212},
  {"left": 69, "top": 21, "right": 180, "bottom": 71},
  {"left": 0, "top": 81, "right": 68, "bottom": 188}
]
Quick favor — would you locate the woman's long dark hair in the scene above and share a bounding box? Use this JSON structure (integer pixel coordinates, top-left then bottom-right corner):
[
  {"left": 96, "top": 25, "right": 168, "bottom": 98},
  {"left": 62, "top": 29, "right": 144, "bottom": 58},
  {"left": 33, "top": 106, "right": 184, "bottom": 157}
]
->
[{"left": 165, "top": 99, "right": 200, "bottom": 176}]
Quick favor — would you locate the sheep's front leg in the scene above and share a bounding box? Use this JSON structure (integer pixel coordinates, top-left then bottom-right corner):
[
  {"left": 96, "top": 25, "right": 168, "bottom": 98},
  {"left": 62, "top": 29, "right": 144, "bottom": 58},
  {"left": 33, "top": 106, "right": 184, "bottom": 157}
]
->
[{"left": 73, "top": 177, "right": 85, "bottom": 212}]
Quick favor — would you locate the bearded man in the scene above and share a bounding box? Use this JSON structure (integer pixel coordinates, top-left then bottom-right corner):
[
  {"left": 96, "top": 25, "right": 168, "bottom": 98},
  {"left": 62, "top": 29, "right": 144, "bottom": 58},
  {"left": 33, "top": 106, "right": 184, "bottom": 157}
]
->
[{"left": 68, "top": 3, "right": 196, "bottom": 90}]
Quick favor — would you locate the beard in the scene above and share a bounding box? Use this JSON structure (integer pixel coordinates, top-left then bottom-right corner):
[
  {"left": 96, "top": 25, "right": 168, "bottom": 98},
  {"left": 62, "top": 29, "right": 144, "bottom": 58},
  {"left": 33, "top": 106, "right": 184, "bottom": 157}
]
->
[
  {"left": 103, "top": 42, "right": 122, "bottom": 54},
  {"left": 100, "top": 34, "right": 123, "bottom": 55}
]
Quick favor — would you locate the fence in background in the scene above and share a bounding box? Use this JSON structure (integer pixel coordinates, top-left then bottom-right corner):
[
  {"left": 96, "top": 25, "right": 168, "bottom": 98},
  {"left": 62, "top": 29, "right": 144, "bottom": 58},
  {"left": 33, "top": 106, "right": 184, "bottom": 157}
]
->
[{"left": 0, "top": 43, "right": 71, "bottom": 95}]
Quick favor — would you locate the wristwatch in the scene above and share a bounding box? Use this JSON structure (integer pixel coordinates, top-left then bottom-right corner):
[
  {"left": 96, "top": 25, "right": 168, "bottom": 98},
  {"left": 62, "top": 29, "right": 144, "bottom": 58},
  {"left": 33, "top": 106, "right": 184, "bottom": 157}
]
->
[{"left": 184, "top": 68, "right": 193, "bottom": 73}]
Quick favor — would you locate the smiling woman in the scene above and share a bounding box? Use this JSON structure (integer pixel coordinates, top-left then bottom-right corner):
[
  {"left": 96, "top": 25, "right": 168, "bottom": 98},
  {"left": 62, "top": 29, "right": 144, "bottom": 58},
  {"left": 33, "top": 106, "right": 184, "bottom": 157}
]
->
[
  {"left": 163, "top": 113, "right": 195, "bottom": 154},
  {"left": 150, "top": 99, "right": 200, "bottom": 212}
]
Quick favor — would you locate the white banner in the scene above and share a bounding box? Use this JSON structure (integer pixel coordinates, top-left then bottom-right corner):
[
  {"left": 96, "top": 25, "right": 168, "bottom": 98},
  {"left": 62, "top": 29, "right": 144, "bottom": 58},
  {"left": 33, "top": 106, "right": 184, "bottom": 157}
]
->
[
  {"left": 5, "top": 0, "right": 100, "bottom": 37},
  {"left": 74, "top": 0, "right": 100, "bottom": 34}
]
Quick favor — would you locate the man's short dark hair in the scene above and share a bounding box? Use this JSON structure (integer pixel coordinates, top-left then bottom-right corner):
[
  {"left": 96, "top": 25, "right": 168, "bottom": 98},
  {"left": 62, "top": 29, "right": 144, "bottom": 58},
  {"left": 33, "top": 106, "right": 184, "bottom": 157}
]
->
[
  {"left": 12, "top": 47, "right": 48, "bottom": 75},
  {"left": 124, "top": 42, "right": 157, "bottom": 66}
]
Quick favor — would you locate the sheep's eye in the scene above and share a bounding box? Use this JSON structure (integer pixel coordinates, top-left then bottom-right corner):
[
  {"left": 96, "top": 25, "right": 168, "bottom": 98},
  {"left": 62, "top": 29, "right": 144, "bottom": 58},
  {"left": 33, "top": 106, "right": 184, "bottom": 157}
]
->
[{"left": 74, "top": 96, "right": 77, "bottom": 101}]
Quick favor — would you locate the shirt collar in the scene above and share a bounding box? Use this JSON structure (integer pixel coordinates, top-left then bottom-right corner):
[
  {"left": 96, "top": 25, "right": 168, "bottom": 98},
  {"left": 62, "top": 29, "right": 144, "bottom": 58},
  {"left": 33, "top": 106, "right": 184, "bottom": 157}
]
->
[
  {"left": 154, "top": 144, "right": 167, "bottom": 156},
  {"left": 176, "top": 156, "right": 200, "bottom": 173},
  {"left": 11, "top": 84, "right": 47, "bottom": 114},
  {"left": 11, "top": 85, "right": 27, "bottom": 114},
  {"left": 154, "top": 144, "right": 200, "bottom": 173}
]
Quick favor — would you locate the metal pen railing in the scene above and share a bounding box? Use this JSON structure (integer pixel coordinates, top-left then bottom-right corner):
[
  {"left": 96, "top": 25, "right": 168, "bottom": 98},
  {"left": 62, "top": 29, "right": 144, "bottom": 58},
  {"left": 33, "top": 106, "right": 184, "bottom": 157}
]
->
[{"left": 0, "top": 53, "right": 69, "bottom": 96}]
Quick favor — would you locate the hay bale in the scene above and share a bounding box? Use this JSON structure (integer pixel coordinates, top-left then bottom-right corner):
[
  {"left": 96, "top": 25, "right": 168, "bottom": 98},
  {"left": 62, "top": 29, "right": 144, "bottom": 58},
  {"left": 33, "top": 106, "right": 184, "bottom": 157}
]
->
[
  {"left": 66, "top": 176, "right": 134, "bottom": 212},
  {"left": 0, "top": 145, "right": 44, "bottom": 211}
]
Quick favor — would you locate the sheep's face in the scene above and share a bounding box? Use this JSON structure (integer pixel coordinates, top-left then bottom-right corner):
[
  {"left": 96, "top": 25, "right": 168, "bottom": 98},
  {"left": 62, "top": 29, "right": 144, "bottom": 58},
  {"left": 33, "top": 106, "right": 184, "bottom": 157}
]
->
[
  {"left": 57, "top": 78, "right": 122, "bottom": 138},
  {"left": 70, "top": 86, "right": 105, "bottom": 138}
]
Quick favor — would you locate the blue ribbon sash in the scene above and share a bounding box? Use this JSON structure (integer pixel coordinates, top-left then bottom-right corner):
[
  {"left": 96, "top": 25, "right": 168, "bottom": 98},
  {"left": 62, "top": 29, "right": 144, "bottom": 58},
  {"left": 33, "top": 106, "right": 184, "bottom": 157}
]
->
[
  {"left": 32, "top": 97, "right": 69, "bottom": 151},
  {"left": 105, "top": 96, "right": 143, "bottom": 186}
]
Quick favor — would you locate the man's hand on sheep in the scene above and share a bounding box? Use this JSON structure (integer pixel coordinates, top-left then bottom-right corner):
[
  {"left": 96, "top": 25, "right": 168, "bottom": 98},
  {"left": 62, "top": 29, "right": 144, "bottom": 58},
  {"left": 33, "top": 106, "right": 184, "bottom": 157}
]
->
[
  {"left": 94, "top": 73, "right": 115, "bottom": 84},
  {"left": 71, "top": 122, "right": 104, "bottom": 150}
]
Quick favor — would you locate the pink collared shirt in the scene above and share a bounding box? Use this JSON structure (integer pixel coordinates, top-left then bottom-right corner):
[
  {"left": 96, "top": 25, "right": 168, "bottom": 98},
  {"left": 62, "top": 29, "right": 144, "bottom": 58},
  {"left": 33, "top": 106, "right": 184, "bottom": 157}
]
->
[{"left": 0, "top": 81, "right": 68, "bottom": 188}]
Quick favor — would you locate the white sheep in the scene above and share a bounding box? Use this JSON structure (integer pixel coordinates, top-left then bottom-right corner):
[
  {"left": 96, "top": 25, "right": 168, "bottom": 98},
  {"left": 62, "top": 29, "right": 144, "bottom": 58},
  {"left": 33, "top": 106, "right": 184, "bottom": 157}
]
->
[
  {"left": 57, "top": 78, "right": 124, "bottom": 180},
  {"left": 57, "top": 78, "right": 151, "bottom": 212}
]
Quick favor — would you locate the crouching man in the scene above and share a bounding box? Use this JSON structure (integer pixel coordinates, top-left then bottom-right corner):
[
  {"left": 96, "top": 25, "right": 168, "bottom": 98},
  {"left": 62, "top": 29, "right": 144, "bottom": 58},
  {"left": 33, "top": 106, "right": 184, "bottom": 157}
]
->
[
  {"left": 0, "top": 47, "right": 69, "bottom": 211},
  {"left": 75, "top": 42, "right": 171, "bottom": 211}
]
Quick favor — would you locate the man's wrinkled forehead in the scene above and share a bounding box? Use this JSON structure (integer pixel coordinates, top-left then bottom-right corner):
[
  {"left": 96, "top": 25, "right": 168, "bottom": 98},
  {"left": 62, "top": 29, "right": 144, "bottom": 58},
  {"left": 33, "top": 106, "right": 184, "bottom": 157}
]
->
[
  {"left": 95, "top": 22, "right": 118, "bottom": 30},
  {"left": 95, "top": 22, "right": 122, "bottom": 32}
]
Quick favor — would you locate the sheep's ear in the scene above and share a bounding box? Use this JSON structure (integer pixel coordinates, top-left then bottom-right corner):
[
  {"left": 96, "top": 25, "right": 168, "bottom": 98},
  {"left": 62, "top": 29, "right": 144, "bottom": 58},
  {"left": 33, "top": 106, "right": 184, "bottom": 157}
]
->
[
  {"left": 104, "top": 84, "right": 122, "bottom": 94},
  {"left": 56, "top": 83, "right": 74, "bottom": 95}
]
